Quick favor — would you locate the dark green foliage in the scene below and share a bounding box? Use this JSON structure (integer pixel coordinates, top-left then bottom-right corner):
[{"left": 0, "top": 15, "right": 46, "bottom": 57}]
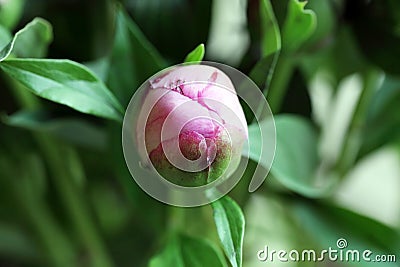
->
[{"left": 0, "top": 1, "right": 399, "bottom": 267}]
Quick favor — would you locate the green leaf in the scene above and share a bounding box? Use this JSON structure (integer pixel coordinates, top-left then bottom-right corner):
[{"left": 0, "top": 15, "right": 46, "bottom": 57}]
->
[
  {"left": 249, "top": 51, "right": 279, "bottom": 91},
  {"left": 0, "top": 17, "right": 53, "bottom": 61},
  {"left": 149, "top": 234, "right": 227, "bottom": 267},
  {"left": 211, "top": 196, "right": 245, "bottom": 267},
  {"left": 89, "top": 183, "right": 130, "bottom": 235},
  {"left": 0, "top": 0, "right": 25, "bottom": 30},
  {"left": 243, "top": 195, "right": 315, "bottom": 267},
  {"left": 149, "top": 237, "right": 183, "bottom": 267},
  {"left": 0, "top": 223, "right": 39, "bottom": 262},
  {"left": 246, "top": 119, "right": 274, "bottom": 168},
  {"left": 0, "top": 153, "right": 77, "bottom": 267},
  {"left": 301, "top": 26, "right": 367, "bottom": 84},
  {"left": 184, "top": 44, "right": 205, "bottom": 63},
  {"left": 349, "top": 0, "right": 400, "bottom": 74},
  {"left": 2, "top": 110, "right": 107, "bottom": 149},
  {"left": 248, "top": 115, "right": 337, "bottom": 197},
  {"left": 128, "top": 0, "right": 212, "bottom": 61},
  {"left": 260, "top": 0, "right": 281, "bottom": 57},
  {"left": 179, "top": 235, "right": 227, "bottom": 267},
  {"left": 0, "top": 148, "right": 47, "bottom": 198},
  {"left": 25, "top": 153, "right": 48, "bottom": 197},
  {"left": 303, "top": 0, "right": 335, "bottom": 46},
  {"left": 0, "top": 59, "right": 124, "bottom": 121},
  {"left": 271, "top": 115, "right": 334, "bottom": 197},
  {"left": 0, "top": 25, "right": 11, "bottom": 48},
  {"left": 244, "top": 117, "right": 276, "bottom": 192},
  {"left": 272, "top": 115, "right": 318, "bottom": 191},
  {"left": 361, "top": 76, "right": 400, "bottom": 156},
  {"left": 282, "top": 0, "right": 316, "bottom": 52},
  {"left": 292, "top": 200, "right": 400, "bottom": 266},
  {"left": 250, "top": 0, "right": 281, "bottom": 94},
  {"left": 84, "top": 56, "right": 110, "bottom": 82},
  {"left": 107, "top": 6, "right": 166, "bottom": 107}
]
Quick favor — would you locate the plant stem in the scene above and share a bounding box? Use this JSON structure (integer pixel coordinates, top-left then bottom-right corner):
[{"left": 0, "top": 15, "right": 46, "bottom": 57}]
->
[
  {"left": 16, "top": 179, "right": 76, "bottom": 267},
  {"left": 37, "top": 137, "right": 115, "bottom": 267},
  {"left": 8, "top": 80, "right": 115, "bottom": 267},
  {"left": 1, "top": 158, "right": 76, "bottom": 267},
  {"left": 335, "top": 68, "right": 381, "bottom": 176},
  {"left": 167, "top": 206, "right": 186, "bottom": 233},
  {"left": 266, "top": 53, "right": 295, "bottom": 113}
]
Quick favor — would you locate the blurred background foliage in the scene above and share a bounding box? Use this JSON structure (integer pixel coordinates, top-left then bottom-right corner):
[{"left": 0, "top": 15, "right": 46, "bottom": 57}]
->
[{"left": 0, "top": 0, "right": 399, "bottom": 266}]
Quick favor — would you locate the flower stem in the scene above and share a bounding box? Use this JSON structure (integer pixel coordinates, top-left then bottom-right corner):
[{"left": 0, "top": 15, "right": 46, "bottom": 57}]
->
[
  {"left": 7, "top": 79, "right": 115, "bottom": 267},
  {"left": 38, "top": 137, "right": 115, "bottom": 267},
  {"left": 266, "top": 53, "right": 295, "bottom": 113},
  {"left": 15, "top": 178, "right": 76, "bottom": 267},
  {"left": 1, "top": 157, "right": 76, "bottom": 267},
  {"left": 335, "top": 68, "right": 381, "bottom": 176}
]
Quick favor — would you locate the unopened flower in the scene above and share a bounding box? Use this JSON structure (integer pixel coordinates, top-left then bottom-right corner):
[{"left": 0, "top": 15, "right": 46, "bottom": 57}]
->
[{"left": 137, "top": 65, "right": 247, "bottom": 186}]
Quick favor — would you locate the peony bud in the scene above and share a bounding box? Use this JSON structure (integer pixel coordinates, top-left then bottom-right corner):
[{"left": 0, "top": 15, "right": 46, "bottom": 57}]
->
[{"left": 136, "top": 65, "right": 247, "bottom": 186}]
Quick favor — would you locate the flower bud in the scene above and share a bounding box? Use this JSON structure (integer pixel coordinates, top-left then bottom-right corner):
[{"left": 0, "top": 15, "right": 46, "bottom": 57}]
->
[{"left": 137, "top": 65, "right": 247, "bottom": 186}]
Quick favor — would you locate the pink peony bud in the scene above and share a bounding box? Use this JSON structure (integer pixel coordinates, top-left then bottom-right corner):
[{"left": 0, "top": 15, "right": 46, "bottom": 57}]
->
[{"left": 137, "top": 65, "right": 248, "bottom": 186}]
